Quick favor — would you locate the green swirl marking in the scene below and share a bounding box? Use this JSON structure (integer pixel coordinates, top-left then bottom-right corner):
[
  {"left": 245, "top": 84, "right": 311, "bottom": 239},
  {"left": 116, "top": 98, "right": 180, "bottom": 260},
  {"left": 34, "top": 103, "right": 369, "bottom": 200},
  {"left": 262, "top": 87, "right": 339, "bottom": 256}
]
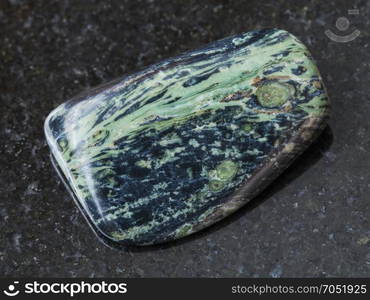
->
[
  {"left": 256, "top": 82, "right": 293, "bottom": 108},
  {"left": 208, "top": 160, "right": 238, "bottom": 192},
  {"left": 216, "top": 160, "right": 238, "bottom": 181}
]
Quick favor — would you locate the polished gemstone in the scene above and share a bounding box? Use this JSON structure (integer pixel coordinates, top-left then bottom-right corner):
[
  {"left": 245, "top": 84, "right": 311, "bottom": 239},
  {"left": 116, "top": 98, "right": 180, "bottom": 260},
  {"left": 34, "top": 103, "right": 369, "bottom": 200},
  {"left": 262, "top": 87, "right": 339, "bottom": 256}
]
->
[{"left": 45, "top": 28, "right": 329, "bottom": 246}]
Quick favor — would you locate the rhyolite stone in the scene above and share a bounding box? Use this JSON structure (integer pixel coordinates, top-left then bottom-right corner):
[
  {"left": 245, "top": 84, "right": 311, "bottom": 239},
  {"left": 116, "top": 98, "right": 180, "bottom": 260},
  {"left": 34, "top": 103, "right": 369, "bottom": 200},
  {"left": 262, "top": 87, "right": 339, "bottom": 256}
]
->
[{"left": 45, "top": 28, "right": 329, "bottom": 246}]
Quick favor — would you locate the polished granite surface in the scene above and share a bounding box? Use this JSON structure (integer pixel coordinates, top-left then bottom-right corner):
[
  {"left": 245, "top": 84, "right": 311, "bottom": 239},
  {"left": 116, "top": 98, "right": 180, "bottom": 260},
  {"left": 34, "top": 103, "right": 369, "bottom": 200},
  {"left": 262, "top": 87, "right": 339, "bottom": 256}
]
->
[{"left": 0, "top": 0, "right": 369, "bottom": 277}]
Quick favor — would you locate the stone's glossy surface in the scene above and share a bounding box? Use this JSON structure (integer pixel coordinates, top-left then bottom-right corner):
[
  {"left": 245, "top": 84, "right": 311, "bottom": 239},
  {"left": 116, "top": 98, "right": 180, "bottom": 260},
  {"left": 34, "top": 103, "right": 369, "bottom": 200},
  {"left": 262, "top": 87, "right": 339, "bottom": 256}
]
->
[{"left": 44, "top": 28, "right": 329, "bottom": 246}]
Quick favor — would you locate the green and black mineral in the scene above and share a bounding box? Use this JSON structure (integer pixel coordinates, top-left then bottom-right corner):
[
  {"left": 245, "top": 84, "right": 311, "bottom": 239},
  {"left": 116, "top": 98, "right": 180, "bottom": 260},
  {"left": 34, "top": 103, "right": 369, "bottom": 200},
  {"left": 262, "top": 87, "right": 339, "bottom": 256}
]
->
[{"left": 45, "top": 29, "right": 329, "bottom": 246}]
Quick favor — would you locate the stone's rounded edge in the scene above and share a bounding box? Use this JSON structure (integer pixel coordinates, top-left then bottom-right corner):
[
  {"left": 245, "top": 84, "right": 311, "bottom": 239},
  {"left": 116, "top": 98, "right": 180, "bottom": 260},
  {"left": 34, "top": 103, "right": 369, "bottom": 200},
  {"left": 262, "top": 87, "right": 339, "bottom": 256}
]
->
[
  {"left": 43, "top": 104, "right": 60, "bottom": 146},
  {"left": 282, "top": 28, "right": 331, "bottom": 117},
  {"left": 49, "top": 152, "right": 138, "bottom": 247},
  {"left": 44, "top": 105, "right": 131, "bottom": 246}
]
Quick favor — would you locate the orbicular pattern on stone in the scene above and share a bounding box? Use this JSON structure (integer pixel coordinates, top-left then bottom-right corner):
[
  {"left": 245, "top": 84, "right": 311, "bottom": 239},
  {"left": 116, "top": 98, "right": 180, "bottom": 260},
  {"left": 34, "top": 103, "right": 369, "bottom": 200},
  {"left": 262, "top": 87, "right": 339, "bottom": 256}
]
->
[{"left": 45, "top": 28, "right": 329, "bottom": 245}]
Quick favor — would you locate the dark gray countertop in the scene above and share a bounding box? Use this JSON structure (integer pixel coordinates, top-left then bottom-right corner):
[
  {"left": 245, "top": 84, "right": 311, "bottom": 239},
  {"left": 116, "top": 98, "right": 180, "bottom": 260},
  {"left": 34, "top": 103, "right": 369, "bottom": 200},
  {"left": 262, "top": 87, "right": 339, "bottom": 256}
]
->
[{"left": 0, "top": 0, "right": 369, "bottom": 277}]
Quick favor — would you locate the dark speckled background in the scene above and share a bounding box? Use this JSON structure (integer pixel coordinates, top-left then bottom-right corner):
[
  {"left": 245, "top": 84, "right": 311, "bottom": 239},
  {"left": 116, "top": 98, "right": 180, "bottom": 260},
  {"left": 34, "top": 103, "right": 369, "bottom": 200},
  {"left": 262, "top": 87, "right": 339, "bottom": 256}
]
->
[{"left": 0, "top": 0, "right": 369, "bottom": 277}]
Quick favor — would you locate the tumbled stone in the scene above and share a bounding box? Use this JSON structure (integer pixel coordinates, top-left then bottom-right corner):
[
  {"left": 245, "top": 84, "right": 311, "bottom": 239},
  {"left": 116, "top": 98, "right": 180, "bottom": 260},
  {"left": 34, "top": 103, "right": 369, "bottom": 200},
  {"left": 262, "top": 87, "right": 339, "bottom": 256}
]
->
[{"left": 45, "top": 28, "right": 329, "bottom": 246}]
